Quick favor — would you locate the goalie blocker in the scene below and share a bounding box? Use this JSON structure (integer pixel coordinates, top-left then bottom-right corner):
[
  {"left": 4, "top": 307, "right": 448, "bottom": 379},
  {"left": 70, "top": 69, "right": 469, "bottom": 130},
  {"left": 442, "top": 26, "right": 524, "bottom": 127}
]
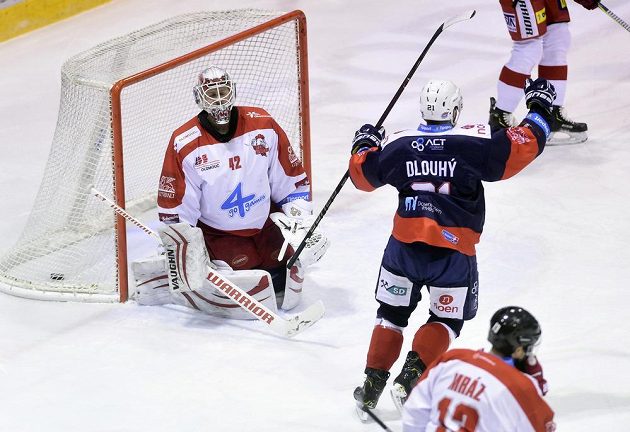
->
[{"left": 132, "top": 221, "right": 327, "bottom": 319}]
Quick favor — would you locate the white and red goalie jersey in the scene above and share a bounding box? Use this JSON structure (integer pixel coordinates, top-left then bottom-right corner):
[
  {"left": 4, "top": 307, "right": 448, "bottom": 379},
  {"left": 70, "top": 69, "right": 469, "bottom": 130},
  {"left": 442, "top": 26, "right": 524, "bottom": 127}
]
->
[
  {"left": 157, "top": 106, "right": 308, "bottom": 233},
  {"left": 402, "top": 349, "right": 556, "bottom": 432}
]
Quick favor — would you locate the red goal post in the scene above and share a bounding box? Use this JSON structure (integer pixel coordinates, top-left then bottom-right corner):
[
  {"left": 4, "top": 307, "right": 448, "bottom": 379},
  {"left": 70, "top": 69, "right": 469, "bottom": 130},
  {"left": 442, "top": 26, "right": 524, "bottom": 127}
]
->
[{"left": 0, "top": 10, "right": 311, "bottom": 303}]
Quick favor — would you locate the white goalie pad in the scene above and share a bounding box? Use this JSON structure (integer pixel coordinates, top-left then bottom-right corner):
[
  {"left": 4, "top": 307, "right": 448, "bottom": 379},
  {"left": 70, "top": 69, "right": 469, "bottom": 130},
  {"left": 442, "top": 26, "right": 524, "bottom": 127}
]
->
[
  {"left": 281, "top": 261, "right": 305, "bottom": 311},
  {"left": 270, "top": 212, "right": 330, "bottom": 268},
  {"left": 132, "top": 255, "right": 279, "bottom": 320},
  {"left": 131, "top": 255, "right": 172, "bottom": 306},
  {"left": 183, "top": 268, "right": 278, "bottom": 320},
  {"left": 158, "top": 222, "right": 210, "bottom": 292}
]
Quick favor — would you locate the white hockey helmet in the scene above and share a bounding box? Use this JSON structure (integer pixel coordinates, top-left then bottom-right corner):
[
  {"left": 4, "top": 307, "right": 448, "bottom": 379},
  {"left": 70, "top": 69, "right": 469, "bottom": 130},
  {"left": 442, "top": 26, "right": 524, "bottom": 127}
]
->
[
  {"left": 420, "top": 79, "right": 463, "bottom": 127},
  {"left": 193, "top": 66, "right": 236, "bottom": 125}
]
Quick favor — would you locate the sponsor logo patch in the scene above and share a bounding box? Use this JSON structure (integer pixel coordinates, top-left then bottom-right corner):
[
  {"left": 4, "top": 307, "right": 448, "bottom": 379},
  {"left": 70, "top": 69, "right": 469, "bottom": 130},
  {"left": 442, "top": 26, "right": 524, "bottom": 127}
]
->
[
  {"left": 506, "top": 127, "right": 530, "bottom": 145},
  {"left": 441, "top": 229, "right": 460, "bottom": 245},
  {"left": 174, "top": 126, "right": 201, "bottom": 151},
  {"left": 194, "top": 153, "right": 220, "bottom": 171},
  {"left": 231, "top": 254, "right": 249, "bottom": 268},
  {"left": 386, "top": 285, "right": 408, "bottom": 296},
  {"left": 504, "top": 13, "right": 517, "bottom": 32},
  {"left": 287, "top": 145, "right": 301, "bottom": 166},
  {"left": 158, "top": 176, "right": 176, "bottom": 199},
  {"left": 158, "top": 213, "right": 180, "bottom": 223},
  {"left": 246, "top": 111, "right": 273, "bottom": 119},
  {"left": 536, "top": 8, "right": 546, "bottom": 24}
]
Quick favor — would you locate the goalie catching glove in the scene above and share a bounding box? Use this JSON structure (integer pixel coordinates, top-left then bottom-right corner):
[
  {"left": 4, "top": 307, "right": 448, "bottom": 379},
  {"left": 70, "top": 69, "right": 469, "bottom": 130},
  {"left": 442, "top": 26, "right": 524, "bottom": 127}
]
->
[{"left": 271, "top": 199, "right": 330, "bottom": 268}]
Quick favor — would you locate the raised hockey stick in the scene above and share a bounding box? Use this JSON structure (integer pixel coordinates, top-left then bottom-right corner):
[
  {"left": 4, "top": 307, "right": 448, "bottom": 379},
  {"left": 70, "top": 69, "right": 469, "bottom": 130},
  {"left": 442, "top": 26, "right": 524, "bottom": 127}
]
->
[
  {"left": 90, "top": 187, "right": 325, "bottom": 338},
  {"left": 598, "top": 2, "right": 630, "bottom": 33},
  {"left": 286, "top": 9, "right": 476, "bottom": 269}
]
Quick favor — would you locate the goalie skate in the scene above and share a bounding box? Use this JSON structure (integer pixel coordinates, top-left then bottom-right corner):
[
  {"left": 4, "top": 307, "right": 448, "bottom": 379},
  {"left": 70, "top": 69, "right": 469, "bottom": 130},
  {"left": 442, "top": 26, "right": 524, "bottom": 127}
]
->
[{"left": 547, "top": 106, "right": 588, "bottom": 145}]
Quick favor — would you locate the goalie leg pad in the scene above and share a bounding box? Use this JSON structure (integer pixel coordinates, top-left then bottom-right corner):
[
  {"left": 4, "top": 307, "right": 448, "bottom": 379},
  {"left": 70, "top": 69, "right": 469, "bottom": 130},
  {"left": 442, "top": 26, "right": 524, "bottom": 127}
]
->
[
  {"left": 159, "top": 222, "right": 210, "bottom": 292},
  {"left": 281, "top": 262, "right": 305, "bottom": 311},
  {"left": 176, "top": 268, "right": 278, "bottom": 320},
  {"left": 131, "top": 256, "right": 173, "bottom": 306}
]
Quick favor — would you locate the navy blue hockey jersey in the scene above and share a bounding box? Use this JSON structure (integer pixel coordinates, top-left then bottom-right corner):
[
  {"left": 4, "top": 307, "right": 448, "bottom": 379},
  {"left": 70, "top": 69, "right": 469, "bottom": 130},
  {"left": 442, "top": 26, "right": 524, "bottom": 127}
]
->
[{"left": 349, "top": 122, "right": 545, "bottom": 256}]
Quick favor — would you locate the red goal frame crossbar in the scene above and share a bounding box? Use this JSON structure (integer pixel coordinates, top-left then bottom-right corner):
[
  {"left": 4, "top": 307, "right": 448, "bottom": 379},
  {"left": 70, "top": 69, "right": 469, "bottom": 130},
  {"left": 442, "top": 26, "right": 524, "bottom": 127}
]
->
[{"left": 110, "top": 10, "right": 310, "bottom": 302}]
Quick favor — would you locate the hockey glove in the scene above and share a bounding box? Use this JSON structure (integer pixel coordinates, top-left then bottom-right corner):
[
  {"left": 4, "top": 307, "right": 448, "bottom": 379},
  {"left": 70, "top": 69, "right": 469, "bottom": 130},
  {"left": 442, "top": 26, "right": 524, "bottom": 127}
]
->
[
  {"left": 524, "top": 78, "right": 556, "bottom": 117},
  {"left": 351, "top": 124, "right": 385, "bottom": 155},
  {"left": 574, "top": 0, "right": 599, "bottom": 10},
  {"left": 515, "top": 355, "right": 549, "bottom": 395}
]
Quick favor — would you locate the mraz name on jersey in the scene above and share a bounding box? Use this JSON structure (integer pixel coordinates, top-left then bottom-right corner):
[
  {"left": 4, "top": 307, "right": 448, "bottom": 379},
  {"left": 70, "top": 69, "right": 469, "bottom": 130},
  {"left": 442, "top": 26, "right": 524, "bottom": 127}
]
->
[
  {"left": 406, "top": 158, "right": 457, "bottom": 178},
  {"left": 447, "top": 372, "right": 487, "bottom": 402}
]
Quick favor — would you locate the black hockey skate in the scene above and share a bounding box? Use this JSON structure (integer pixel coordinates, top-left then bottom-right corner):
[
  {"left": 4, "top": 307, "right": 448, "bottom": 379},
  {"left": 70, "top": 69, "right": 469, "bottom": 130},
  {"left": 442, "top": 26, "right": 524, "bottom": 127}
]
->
[
  {"left": 390, "top": 351, "right": 427, "bottom": 413},
  {"left": 489, "top": 97, "right": 516, "bottom": 132},
  {"left": 354, "top": 368, "right": 390, "bottom": 422},
  {"left": 547, "top": 105, "right": 588, "bottom": 145}
]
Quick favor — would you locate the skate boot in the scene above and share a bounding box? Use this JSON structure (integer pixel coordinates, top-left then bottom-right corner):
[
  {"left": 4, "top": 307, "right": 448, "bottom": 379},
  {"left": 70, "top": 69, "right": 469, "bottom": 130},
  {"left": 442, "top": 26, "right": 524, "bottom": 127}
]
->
[
  {"left": 547, "top": 105, "right": 588, "bottom": 145},
  {"left": 354, "top": 367, "right": 390, "bottom": 409},
  {"left": 489, "top": 97, "right": 516, "bottom": 132},
  {"left": 390, "top": 351, "right": 427, "bottom": 413}
]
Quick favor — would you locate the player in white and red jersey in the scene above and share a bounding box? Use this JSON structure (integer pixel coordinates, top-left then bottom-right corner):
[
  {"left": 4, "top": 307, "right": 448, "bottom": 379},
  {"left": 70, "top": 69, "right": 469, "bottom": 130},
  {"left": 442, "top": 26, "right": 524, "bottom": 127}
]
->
[
  {"left": 489, "top": 0, "right": 600, "bottom": 144},
  {"left": 132, "top": 66, "right": 329, "bottom": 317},
  {"left": 402, "top": 306, "right": 555, "bottom": 432}
]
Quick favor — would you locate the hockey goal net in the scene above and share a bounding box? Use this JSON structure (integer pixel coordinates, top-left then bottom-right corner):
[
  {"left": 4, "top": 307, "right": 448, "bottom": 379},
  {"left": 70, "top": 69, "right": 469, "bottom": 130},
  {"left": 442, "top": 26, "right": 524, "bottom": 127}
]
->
[{"left": 0, "top": 9, "right": 310, "bottom": 303}]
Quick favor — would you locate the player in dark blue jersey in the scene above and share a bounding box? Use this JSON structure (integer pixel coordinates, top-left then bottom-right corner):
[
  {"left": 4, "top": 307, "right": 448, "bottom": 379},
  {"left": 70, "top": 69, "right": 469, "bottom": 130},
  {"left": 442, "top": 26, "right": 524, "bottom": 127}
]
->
[{"left": 351, "top": 78, "right": 556, "bottom": 414}]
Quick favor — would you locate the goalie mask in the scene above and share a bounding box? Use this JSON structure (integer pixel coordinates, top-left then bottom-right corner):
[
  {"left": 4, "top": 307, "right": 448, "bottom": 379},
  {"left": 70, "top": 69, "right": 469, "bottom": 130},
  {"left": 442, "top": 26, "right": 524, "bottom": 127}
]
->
[
  {"left": 420, "top": 79, "right": 463, "bottom": 127},
  {"left": 488, "top": 306, "right": 541, "bottom": 357},
  {"left": 193, "top": 66, "right": 236, "bottom": 125}
]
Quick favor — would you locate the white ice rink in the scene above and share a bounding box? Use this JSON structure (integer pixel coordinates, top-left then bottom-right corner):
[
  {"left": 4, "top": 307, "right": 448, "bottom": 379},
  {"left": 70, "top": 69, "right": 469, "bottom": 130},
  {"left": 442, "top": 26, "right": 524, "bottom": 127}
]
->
[{"left": 1, "top": 1, "right": 630, "bottom": 431}]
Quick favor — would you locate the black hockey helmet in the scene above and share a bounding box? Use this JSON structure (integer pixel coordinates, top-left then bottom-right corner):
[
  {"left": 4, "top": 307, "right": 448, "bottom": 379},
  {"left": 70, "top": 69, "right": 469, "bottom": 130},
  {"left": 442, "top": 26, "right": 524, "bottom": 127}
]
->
[{"left": 487, "top": 306, "right": 541, "bottom": 356}]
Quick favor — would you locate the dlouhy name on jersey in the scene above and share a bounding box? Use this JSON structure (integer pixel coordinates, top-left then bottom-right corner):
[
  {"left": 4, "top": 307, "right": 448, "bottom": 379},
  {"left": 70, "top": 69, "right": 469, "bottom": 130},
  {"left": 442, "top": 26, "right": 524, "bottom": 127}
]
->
[{"left": 406, "top": 159, "right": 457, "bottom": 178}]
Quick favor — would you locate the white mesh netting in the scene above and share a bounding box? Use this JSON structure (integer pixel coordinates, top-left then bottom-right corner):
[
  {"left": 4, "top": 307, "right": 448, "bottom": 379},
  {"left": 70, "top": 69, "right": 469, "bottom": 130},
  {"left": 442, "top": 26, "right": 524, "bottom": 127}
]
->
[{"left": 0, "top": 9, "right": 307, "bottom": 302}]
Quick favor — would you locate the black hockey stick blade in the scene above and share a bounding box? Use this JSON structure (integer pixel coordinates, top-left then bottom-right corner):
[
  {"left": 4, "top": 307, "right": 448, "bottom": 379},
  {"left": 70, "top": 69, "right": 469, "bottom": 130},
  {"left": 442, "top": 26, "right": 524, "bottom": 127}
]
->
[{"left": 286, "top": 10, "right": 476, "bottom": 269}]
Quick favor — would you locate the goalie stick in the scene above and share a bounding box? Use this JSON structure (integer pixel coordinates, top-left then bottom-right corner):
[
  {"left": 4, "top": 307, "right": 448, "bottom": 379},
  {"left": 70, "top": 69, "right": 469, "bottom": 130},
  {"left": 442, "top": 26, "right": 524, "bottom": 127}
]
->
[
  {"left": 90, "top": 186, "right": 324, "bottom": 338},
  {"left": 286, "top": 9, "right": 477, "bottom": 269},
  {"left": 598, "top": 2, "right": 630, "bottom": 33}
]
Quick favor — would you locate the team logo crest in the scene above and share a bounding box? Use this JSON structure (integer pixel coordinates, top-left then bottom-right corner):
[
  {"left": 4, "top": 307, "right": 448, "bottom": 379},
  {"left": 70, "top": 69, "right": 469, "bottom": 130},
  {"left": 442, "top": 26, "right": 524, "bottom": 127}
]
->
[
  {"left": 250, "top": 134, "right": 269, "bottom": 156},
  {"left": 158, "top": 176, "right": 176, "bottom": 199}
]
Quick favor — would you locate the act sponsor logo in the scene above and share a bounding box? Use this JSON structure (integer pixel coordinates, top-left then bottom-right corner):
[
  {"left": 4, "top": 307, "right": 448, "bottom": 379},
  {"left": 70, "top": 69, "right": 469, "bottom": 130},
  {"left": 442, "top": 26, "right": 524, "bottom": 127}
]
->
[
  {"left": 194, "top": 153, "right": 220, "bottom": 171},
  {"left": 249, "top": 133, "right": 269, "bottom": 156},
  {"left": 158, "top": 176, "right": 176, "bottom": 199},
  {"left": 411, "top": 137, "right": 445, "bottom": 152},
  {"left": 504, "top": 13, "right": 517, "bottom": 32}
]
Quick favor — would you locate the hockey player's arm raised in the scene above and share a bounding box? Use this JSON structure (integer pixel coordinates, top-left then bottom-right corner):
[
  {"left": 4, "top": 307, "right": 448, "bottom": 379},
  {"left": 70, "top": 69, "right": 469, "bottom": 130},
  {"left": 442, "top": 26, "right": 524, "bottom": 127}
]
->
[
  {"left": 348, "top": 124, "right": 387, "bottom": 191},
  {"left": 484, "top": 78, "right": 556, "bottom": 181}
]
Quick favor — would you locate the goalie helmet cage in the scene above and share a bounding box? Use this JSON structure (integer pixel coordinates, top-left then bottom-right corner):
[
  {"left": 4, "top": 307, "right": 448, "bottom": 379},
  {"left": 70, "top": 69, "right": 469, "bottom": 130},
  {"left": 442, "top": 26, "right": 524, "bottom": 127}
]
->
[{"left": 0, "top": 9, "right": 311, "bottom": 303}]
